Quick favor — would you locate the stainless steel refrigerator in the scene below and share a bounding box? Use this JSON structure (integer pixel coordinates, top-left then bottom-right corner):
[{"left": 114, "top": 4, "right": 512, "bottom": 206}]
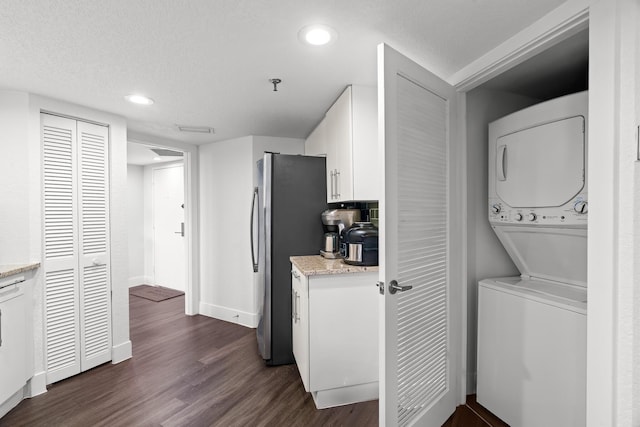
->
[{"left": 251, "top": 153, "right": 327, "bottom": 365}]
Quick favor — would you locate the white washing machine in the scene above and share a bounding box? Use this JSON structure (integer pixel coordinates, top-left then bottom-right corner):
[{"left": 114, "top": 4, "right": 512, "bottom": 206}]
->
[{"left": 477, "top": 91, "right": 588, "bottom": 427}]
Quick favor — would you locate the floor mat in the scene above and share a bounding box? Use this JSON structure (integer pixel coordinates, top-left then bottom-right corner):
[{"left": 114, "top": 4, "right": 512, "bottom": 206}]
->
[{"left": 130, "top": 285, "right": 184, "bottom": 302}]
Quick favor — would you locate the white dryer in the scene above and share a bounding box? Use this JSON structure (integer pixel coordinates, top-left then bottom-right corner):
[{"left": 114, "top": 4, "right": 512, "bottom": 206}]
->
[{"left": 477, "top": 91, "right": 588, "bottom": 427}]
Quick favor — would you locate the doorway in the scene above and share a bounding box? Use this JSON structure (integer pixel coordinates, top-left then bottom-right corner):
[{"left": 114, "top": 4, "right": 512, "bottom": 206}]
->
[
  {"left": 152, "top": 163, "right": 186, "bottom": 292},
  {"left": 127, "top": 142, "right": 188, "bottom": 310}
]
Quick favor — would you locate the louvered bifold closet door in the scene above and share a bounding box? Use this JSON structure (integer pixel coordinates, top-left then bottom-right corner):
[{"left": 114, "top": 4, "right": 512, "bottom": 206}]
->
[
  {"left": 396, "top": 76, "right": 448, "bottom": 425},
  {"left": 42, "top": 114, "right": 82, "bottom": 384},
  {"left": 77, "top": 121, "right": 111, "bottom": 370}
]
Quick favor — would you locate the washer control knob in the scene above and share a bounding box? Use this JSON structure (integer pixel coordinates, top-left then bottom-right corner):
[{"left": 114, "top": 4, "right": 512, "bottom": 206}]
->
[
  {"left": 491, "top": 204, "right": 501, "bottom": 214},
  {"left": 574, "top": 201, "right": 588, "bottom": 214},
  {"left": 514, "top": 213, "right": 523, "bottom": 221},
  {"left": 527, "top": 213, "right": 537, "bottom": 221}
]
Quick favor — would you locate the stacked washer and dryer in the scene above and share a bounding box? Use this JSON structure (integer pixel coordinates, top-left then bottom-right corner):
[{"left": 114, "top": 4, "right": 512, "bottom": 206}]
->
[{"left": 477, "top": 91, "right": 588, "bottom": 427}]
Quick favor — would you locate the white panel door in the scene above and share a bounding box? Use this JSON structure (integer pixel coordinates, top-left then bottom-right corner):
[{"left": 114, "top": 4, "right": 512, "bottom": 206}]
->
[
  {"left": 378, "top": 43, "right": 463, "bottom": 426},
  {"left": 77, "top": 121, "right": 112, "bottom": 370},
  {"left": 153, "top": 163, "right": 185, "bottom": 291}
]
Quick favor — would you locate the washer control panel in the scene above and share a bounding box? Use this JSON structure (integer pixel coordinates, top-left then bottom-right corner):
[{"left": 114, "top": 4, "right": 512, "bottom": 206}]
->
[{"left": 489, "top": 194, "right": 588, "bottom": 225}]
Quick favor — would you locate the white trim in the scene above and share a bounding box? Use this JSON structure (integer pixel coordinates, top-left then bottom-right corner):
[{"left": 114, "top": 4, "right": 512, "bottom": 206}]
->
[
  {"left": 199, "top": 302, "right": 258, "bottom": 328},
  {"left": 0, "top": 388, "right": 25, "bottom": 419},
  {"left": 457, "top": 90, "right": 469, "bottom": 404},
  {"left": 111, "top": 340, "right": 132, "bottom": 363},
  {"left": 449, "top": 1, "right": 589, "bottom": 91},
  {"left": 127, "top": 132, "right": 200, "bottom": 316},
  {"left": 26, "top": 371, "right": 47, "bottom": 397}
]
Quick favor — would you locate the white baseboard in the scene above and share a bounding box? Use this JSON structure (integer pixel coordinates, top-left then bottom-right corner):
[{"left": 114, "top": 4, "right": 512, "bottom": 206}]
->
[
  {"left": 26, "top": 371, "right": 47, "bottom": 397},
  {"left": 199, "top": 302, "right": 258, "bottom": 328},
  {"left": 312, "top": 382, "right": 379, "bottom": 409},
  {"left": 128, "top": 276, "right": 153, "bottom": 287},
  {"left": 0, "top": 388, "right": 24, "bottom": 419},
  {"left": 112, "top": 340, "right": 133, "bottom": 363}
]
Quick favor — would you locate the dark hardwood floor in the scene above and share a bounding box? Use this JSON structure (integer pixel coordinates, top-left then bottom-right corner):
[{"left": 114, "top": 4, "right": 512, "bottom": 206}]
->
[
  {"left": 2, "top": 293, "right": 376, "bottom": 426},
  {"left": 2, "top": 292, "right": 504, "bottom": 427},
  {"left": 443, "top": 395, "right": 509, "bottom": 427}
]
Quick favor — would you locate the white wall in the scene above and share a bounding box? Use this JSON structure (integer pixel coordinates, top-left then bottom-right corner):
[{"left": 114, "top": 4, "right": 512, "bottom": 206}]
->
[
  {"left": 251, "top": 136, "right": 305, "bottom": 183},
  {"left": 464, "top": 87, "right": 540, "bottom": 392},
  {"left": 0, "top": 91, "right": 31, "bottom": 264},
  {"left": 127, "top": 164, "right": 145, "bottom": 286},
  {"left": 199, "top": 136, "right": 254, "bottom": 325},
  {"left": 199, "top": 136, "right": 303, "bottom": 327}
]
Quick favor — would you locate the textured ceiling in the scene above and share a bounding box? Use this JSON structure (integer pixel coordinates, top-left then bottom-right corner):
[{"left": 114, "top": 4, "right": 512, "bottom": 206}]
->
[{"left": 0, "top": 0, "right": 566, "bottom": 145}]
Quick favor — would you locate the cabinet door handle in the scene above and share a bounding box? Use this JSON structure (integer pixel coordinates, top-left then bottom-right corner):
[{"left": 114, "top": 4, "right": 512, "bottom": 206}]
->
[
  {"left": 335, "top": 170, "right": 340, "bottom": 198},
  {"left": 291, "top": 289, "right": 296, "bottom": 322},
  {"left": 294, "top": 291, "right": 300, "bottom": 322},
  {"left": 291, "top": 289, "right": 300, "bottom": 323},
  {"left": 329, "top": 171, "right": 333, "bottom": 199},
  {"left": 329, "top": 171, "right": 334, "bottom": 200}
]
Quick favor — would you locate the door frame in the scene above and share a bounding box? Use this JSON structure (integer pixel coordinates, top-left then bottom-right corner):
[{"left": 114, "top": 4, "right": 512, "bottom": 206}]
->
[
  {"left": 450, "top": 1, "right": 640, "bottom": 424},
  {"left": 128, "top": 135, "right": 200, "bottom": 316}
]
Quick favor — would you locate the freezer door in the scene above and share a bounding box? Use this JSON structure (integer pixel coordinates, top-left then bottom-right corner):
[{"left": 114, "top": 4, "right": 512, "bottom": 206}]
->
[{"left": 255, "top": 157, "right": 270, "bottom": 360}]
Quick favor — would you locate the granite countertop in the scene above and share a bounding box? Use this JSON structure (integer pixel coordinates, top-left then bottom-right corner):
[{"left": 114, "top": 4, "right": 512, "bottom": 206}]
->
[
  {"left": 290, "top": 255, "right": 379, "bottom": 276},
  {"left": 0, "top": 262, "right": 40, "bottom": 279}
]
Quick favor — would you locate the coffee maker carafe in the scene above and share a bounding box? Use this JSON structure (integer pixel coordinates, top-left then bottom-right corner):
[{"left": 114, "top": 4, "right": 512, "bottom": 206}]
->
[{"left": 320, "top": 209, "right": 360, "bottom": 259}]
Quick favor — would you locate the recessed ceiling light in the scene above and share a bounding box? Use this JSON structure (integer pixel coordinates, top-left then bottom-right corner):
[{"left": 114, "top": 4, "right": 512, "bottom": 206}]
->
[
  {"left": 298, "top": 24, "right": 337, "bottom": 46},
  {"left": 125, "top": 94, "right": 154, "bottom": 105}
]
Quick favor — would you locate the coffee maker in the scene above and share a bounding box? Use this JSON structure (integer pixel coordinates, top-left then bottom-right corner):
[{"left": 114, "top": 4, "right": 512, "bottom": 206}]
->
[{"left": 320, "top": 209, "right": 360, "bottom": 258}]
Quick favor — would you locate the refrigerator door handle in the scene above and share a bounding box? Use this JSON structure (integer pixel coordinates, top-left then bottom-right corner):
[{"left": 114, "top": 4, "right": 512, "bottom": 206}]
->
[{"left": 250, "top": 186, "right": 259, "bottom": 272}]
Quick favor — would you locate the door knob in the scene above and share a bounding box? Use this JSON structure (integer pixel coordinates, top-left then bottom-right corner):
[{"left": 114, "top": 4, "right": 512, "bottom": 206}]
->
[{"left": 389, "top": 280, "right": 412, "bottom": 295}]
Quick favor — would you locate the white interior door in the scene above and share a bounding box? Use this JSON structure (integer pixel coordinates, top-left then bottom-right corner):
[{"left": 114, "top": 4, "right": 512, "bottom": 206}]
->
[
  {"left": 153, "top": 163, "right": 185, "bottom": 291},
  {"left": 378, "top": 43, "right": 463, "bottom": 426},
  {"left": 77, "top": 120, "right": 112, "bottom": 371},
  {"left": 42, "top": 113, "right": 112, "bottom": 384}
]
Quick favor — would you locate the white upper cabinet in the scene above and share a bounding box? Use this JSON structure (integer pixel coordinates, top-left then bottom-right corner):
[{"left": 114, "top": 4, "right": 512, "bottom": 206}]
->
[{"left": 305, "top": 85, "right": 378, "bottom": 203}]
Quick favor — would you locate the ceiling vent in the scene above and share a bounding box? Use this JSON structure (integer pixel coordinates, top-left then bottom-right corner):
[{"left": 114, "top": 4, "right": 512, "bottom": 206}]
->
[
  {"left": 176, "top": 125, "right": 215, "bottom": 134},
  {"left": 150, "top": 148, "right": 183, "bottom": 157}
]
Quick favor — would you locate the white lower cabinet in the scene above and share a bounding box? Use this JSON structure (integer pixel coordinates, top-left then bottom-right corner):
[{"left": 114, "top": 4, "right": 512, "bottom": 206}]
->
[
  {"left": 291, "top": 265, "right": 378, "bottom": 409},
  {"left": 0, "top": 276, "right": 30, "bottom": 416}
]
